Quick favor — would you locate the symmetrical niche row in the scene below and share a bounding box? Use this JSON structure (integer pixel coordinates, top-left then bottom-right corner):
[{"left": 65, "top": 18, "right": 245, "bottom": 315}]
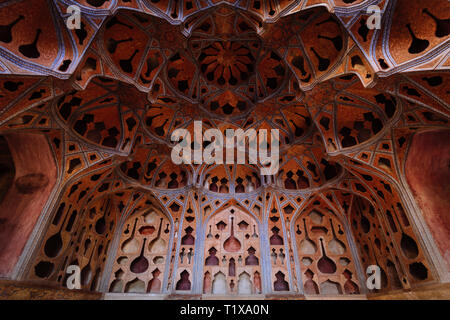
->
[
  {"left": 108, "top": 205, "right": 170, "bottom": 294},
  {"left": 29, "top": 181, "right": 440, "bottom": 297},
  {"left": 203, "top": 207, "right": 262, "bottom": 295},
  {"left": 202, "top": 164, "right": 262, "bottom": 194},
  {"left": 294, "top": 203, "right": 360, "bottom": 295}
]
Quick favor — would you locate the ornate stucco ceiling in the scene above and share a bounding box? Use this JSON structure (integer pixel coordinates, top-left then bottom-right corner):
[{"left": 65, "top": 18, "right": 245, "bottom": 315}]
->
[{"left": 0, "top": 0, "right": 448, "bottom": 295}]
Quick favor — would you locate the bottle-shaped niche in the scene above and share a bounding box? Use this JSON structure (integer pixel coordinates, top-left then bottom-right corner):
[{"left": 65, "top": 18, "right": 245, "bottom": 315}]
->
[
  {"left": 317, "top": 238, "right": 337, "bottom": 274},
  {"left": 148, "top": 218, "right": 166, "bottom": 253},
  {"left": 223, "top": 217, "right": 241, "bottom": 252}
]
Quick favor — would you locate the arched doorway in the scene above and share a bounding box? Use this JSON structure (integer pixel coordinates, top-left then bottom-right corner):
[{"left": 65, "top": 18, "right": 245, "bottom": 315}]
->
[{"left": 203, "top": 206, "right": 262, "bottom": 295}]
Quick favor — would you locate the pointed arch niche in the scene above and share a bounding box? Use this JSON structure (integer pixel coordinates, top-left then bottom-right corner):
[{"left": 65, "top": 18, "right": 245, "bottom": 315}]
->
[
  {"left": 203, "top": 205, "right": 262, "bottom": 296},
  {"left": 108, "top": 204, "right": 171, "bottom": 294},
  {"left": 293, "top": 202, "right": 361, "bottom": 296},
  {"left": 349, "top": 195, "right": 403, "bottom": 293}
]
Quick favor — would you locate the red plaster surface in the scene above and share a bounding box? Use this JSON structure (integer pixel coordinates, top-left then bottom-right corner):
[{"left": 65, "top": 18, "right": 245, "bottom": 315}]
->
[
  {"left": 0, "top": 133, "right": 56, "bottom": 276},
  {"left": 405, "top": 129, "right": 450, "bottom": 270}
]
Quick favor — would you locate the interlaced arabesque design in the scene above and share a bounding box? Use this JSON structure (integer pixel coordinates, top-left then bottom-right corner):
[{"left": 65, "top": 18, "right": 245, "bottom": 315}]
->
[{"left": 0, "top": 0, "right": 448, "bottom": 296}]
